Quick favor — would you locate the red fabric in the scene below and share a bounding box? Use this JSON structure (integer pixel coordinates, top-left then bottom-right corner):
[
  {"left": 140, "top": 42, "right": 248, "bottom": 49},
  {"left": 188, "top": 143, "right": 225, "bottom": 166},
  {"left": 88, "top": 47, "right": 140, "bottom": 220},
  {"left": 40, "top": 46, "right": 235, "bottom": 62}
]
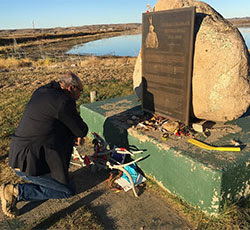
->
[{"left": 84, "top": 155, "right": 90, "bottom": 168}]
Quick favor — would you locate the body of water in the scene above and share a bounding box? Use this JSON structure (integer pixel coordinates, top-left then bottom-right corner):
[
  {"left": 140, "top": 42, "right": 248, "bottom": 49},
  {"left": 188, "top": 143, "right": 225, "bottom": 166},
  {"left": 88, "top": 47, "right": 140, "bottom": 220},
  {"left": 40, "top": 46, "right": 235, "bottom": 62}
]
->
[
  {"left": 67, "top": 28, "right": 250, "bottom": 57},
  {"left": 239, "top": 27, "right": 250, "bottom": 49},
  {"left": 66, "top": 34, "right": 141, "bottom": 57}
]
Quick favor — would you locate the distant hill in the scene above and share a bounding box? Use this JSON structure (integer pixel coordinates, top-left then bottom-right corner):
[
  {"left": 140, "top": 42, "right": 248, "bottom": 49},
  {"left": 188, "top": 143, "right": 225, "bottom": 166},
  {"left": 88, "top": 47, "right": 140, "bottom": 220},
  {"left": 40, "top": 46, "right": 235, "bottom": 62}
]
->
[
  {"left": 227, "top": 17, "right": 250, "bottom": 27},
  {"left": 0, "top": 23, "right": 141, "bottom": 37},
  {"left": 0, "top": 23, "right": 141, "bottom": 46}
]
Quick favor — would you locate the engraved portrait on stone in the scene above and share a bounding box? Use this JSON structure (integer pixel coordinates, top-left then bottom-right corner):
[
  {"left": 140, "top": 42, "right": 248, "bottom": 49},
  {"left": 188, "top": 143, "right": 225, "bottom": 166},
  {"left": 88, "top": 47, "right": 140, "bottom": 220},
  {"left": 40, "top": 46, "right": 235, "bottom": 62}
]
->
[{"left": 145, "top": 16, "right": 159, "bottom": 48}]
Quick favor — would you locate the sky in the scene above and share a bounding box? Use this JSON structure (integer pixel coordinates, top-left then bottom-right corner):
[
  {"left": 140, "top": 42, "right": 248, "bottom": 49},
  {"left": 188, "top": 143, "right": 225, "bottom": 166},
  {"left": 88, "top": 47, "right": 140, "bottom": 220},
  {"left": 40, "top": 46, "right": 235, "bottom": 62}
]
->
[{"left": 0, "top": 0, "right": 249, "bottom": 30}]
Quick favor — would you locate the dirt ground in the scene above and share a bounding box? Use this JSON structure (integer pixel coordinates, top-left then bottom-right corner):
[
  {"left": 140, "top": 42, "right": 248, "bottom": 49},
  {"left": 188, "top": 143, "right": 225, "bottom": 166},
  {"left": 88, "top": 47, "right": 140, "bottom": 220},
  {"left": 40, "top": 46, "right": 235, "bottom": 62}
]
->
[{"left": 0, "top": 139, "right": 194, "bottom": 230}]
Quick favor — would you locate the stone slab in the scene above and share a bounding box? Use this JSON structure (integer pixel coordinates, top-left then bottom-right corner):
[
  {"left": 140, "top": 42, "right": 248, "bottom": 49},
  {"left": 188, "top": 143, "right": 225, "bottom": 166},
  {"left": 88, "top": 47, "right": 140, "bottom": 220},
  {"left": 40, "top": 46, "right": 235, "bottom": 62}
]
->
[
  {"left": 142, "top": 7, "right": 195, "bottom": 125},
  {"left": 80, "top": 95, "right": 250, "bottom": 215}
]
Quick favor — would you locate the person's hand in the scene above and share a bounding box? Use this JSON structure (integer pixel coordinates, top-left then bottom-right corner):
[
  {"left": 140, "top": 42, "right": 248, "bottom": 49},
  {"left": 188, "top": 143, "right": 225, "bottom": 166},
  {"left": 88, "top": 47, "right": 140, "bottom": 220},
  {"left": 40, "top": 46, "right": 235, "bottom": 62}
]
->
[{"left": 75, "top": 137, "right": 84, "bottom": 146}]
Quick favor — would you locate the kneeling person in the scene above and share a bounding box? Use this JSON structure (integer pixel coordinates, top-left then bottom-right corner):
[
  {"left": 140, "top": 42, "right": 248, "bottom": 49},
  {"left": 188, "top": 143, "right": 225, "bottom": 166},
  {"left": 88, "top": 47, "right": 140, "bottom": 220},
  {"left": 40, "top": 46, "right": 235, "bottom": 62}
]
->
[{"left": 0, "top": 72, "right": 88, "bottom": 218}]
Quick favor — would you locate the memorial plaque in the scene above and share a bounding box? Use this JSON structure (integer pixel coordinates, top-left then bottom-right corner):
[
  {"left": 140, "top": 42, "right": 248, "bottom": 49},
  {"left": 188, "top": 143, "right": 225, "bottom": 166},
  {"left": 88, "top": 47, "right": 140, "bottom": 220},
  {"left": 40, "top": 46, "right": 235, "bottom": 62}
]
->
[{"left": 142, "top": 7, "right": 195, "bottom": 125}]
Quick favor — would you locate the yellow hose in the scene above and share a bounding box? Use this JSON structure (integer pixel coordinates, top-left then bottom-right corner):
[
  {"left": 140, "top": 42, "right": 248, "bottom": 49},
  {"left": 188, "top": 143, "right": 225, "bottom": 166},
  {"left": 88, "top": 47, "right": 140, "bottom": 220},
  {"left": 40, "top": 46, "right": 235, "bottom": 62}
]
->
[{"left": 188, "top": 138, "right": 241, "bottom": 151}]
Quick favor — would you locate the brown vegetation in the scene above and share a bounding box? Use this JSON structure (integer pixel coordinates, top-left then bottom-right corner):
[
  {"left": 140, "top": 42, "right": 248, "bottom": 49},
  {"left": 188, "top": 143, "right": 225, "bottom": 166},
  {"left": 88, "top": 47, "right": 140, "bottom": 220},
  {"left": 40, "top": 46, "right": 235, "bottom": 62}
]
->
[
  {"left": 0, "top": 23, "right": 141, "bottom": 45},
  {"left": 0, "top": 23, "right": 141, "bottom": 61},
  {"left": 228, "top": 17, "right": 250, "bottom": 27},
  {"left": 0, "top": 24, "right": 249, "bottom": 229}
]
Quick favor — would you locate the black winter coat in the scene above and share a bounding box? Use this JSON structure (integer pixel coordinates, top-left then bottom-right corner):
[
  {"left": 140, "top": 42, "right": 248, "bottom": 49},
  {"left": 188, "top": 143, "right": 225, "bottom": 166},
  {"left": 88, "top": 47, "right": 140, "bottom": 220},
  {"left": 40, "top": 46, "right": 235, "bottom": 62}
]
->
[{"left": 8, "top": 81, "right": 88, "bottom": 184}]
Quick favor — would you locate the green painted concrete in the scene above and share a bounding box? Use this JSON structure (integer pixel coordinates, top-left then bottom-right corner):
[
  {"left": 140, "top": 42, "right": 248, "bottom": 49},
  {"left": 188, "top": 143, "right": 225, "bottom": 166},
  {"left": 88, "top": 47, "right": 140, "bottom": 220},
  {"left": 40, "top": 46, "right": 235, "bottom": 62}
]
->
[{"left": 80, "top": 94, "right": 250, "bottom": 215}]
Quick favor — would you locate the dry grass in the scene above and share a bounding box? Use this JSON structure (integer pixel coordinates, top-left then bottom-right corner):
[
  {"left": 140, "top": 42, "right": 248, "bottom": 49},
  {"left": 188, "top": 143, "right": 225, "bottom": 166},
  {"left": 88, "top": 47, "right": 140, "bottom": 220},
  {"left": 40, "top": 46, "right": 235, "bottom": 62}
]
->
[
  {"left": 0, "top": 55, "right": 135, "bottom": 228},
  {"left": 0, "top": 57, "right": 33, "bottom": 68},
  {"left": 0, "top": 89, "right": 32, "bottom": 184},
  {"left": 0, "top": 57, "right": 57, "bottom": 69},
  {"left": 79, "top": 55, "right": 135, "bottom": 67},
  {"left": 146, "top": 176, "right": 250, "bottom": 230},
  {"left": 0, "top": 53, "right": 249, "bottom": 229},
  {"left": 50, "top": 206, "right": 103, "bottom": 230},
  {"left": 79, "top": 56, "right": 100, "bottom": 66}
]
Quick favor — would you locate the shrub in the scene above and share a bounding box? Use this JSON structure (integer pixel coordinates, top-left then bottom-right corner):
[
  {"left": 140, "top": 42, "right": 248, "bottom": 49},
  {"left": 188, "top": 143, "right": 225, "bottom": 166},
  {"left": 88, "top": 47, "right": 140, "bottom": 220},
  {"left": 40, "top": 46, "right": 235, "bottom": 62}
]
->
[{"left": 0, "top": 57, "right": 33, "bottom": 69}]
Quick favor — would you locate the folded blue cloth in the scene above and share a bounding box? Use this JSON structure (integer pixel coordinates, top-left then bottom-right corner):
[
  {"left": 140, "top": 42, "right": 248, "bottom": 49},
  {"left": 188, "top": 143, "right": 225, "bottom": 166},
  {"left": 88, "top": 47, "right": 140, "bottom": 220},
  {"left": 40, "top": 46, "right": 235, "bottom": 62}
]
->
[{"left": 121, "top": 163, "right": 138, "bottom": 184}]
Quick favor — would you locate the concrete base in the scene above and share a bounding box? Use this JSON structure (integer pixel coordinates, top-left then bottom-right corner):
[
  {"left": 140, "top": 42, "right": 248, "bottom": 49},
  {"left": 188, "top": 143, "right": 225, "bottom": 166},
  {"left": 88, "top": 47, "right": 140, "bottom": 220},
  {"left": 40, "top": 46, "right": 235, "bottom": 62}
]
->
[{"left": 80, "top": 94, "right": 250, "bottom": 215}]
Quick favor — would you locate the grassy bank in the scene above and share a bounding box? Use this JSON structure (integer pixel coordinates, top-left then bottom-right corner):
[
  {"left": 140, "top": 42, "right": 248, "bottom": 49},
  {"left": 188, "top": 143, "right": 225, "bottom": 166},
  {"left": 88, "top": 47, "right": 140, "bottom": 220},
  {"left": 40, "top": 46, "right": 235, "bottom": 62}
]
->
[
  {"left": 0, "top": 55, "right": 135, "bottom": 229},
  {"left": 146, "top": 177, "right": 250, "bottom": 230},
  {"left": 0, "top": 52, "right": 249, "bottom": 228}
]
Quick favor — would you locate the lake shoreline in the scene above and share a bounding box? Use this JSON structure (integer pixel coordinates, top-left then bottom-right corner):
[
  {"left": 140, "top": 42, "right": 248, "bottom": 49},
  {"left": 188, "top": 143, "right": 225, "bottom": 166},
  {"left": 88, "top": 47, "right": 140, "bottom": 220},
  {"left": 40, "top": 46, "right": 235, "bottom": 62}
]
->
[{"left": 0, "top": 23, "right": 141, "bottom": 60}]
